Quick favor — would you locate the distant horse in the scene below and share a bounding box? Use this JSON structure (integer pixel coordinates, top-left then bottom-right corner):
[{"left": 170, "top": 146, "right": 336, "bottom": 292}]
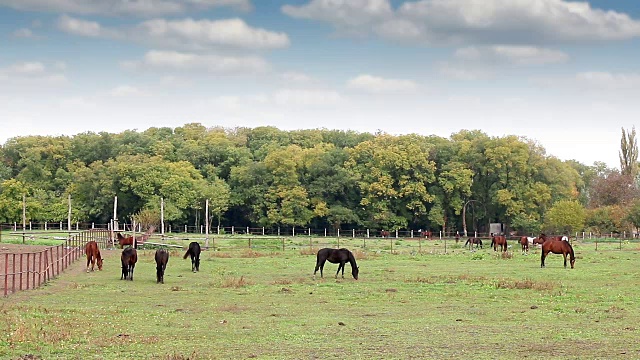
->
[
  {"left": 120, "top": 247, "right": 137, "bottom": 281},
  {"left": 541, "top": 239, "right": 575, "bottom": 269},
  {"left": 116, "top": 232, "right": 135, "bottom": 249},
  {"left": 532, "top": 237, "right": 545, "bottom": 246},
  {"left": 381, "top": 230, "right": 390, "bottom": 238},
  {"left": 421, "top": 230, "right": 433, "bottom": 239},
  {"left": 183, "top": 242, "right": 201, "bottom": 272},
  {"left": 155, "top": 249, "right": 169, "bottom": 284},
  {"left": 465, "top": 237, "right": 483, "bottom": 250},
  {"left": 519, "top": 236, "right": 529, "bottom": 254},
  {"left": 314, "top": 248, "right": 359, "bottom": 280},
  {"left": 491, "top": 235, "right": 507, "bottom": 252},
  {"left": 539, "top": 233, "right": 568, "bottom": 242},
  {"left": 84, "top": 241, "right": 103, "bottom": 272}
]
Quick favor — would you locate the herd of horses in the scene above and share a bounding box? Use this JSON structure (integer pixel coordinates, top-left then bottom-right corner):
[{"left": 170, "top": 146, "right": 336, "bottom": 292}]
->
[
  {"left": 83, "top": 233, "right": 202, "bottom": 283},
  {"left": 83, "top": 230, "right": 575, "bottom": 285}
]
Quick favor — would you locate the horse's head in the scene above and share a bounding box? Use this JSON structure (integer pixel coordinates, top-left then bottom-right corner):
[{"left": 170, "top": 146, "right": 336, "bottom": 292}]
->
[
  {"left": 97, "top": 257, "right": 103, "bottom": 271},
  {"left": 352, "top": 266, "right": 359, "bottom": 280}
]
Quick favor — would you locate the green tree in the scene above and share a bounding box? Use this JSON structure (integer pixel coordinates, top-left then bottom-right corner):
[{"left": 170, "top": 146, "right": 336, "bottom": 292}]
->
[
  {"left": 544, "top": 200, "right": 586, "bottom": 234},
  {"left": 619, "top": 126, "right": 638, "bottom": 177}
]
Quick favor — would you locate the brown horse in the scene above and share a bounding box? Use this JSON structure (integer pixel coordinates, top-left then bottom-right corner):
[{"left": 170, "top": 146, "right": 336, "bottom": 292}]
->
[
  {"left": 84, "top": 241, "right": 103, "bottom": 272},
  {"left": 532, "top": 237, "right": 545, "bottom": 246},
  {"left": 155, "top": 249, "right": 169, "bottom": 284},
  {"left": 491, "top": 235, "right": 507, "bottom": 252},
  {"left": 465, "top": 237, "right": 483, "bottom": 250},
  {"left": 421, "top": 230, "right": 433, "bottom": 239},
  {"left": 519, "top": 236, "right": 529, "bottom": 254},
  {"left": 541, "top": 239, "right": 575, "bottom": 268},
  {"left": 380, "top": 230, "right": 390, "bottom": 238},
  {"left": 116, "top": 232, "right": 135, "bottom": 248}
]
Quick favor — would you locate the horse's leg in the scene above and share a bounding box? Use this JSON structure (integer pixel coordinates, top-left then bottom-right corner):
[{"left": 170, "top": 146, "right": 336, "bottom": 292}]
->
[
  {"left": 563, "top": 253, "right": 567, "bottom": 268},
  {"left": 541, "top": 251, "right": 546, "bottom": 268},
  {"left": 314, "top": 259, "right": 321, "bottom": 278},
  {"left": 335, "top": 263, "right": 344, "bottom": 279},
  {"left": 86, "top": 255, "right": 91, "bottom": 272}
]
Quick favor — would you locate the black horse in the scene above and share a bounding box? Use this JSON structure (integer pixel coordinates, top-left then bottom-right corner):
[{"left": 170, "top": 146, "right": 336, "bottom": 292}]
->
[
  {"left": 155, "top": 249, "right": 169, "bottom": 284},
  {"left": 183, "top": 242, "right": 201, "bottom": 272},
  {"left": 314, "top": 248, "right": 359, "bottom": 280},
  {"left": 464, "top": 237, "right": 483, "bottom": 249},
  {"left": 120, "top": 247, "right": 137, "bottom": 281}
]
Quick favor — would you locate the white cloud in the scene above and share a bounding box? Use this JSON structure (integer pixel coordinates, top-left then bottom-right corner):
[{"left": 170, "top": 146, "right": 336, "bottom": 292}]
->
[
  {"left": 135, "top": 18, "right": 289, "bottom": 50},
  {"left": 0, "top": 61, "right": 67, "bottom": 84},
  {"left": 0, "top": 0, "right": 252, "bottom": 17},
  {"left": 347, "top": 74, "right": 418, "bottom": 93},
  {"left": 122, "top": 50, "right": 269, "bottom": 74},
  {"left": 438, "top": 63, "right": 493, "bottom": 81},
  {"left": 532, "top": 71, "right": 640, "bottom": 92},
  {"left": 280, "top": 71, "right": 317, "bottom": 84},
  {"left": 283, "top": 0, "right": 640, "bottom": 45},
  {"left": 12, "top": 28, "right": 35, "bottom": 38},
  {"left": 455, "top": 46, "right": 569, "bottom": 65},
  {"left": 273, "top": 88, "right": 342, "bottom": 106},
  {"left": 109, "top": 85, "right": 146, "bottom": 97},
  {"left": 57, "top": 15, "right": 104, "bottom": 37},
  {"left": 57, "top": 16, "right": 289, "bottom": 51}
]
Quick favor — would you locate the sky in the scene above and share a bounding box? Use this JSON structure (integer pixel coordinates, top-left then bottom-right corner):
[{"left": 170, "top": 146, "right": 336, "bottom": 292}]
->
[{"left": 1, "top": 0, "right": 640, "bottom": 168}]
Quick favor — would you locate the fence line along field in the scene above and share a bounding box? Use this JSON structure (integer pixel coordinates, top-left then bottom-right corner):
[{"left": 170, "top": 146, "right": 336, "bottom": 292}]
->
[{"left": 1, "top": 239, "right": 640, "bottom": 359}]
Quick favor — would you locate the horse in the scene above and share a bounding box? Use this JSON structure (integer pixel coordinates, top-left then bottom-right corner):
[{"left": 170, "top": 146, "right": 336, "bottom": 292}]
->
[
  {"left": 183, "top": 242, "right": 201, "bottom": 272},
  {"left": 380, "top": 230, "right": 390, "bottom": 238},
  {"left": 519, "top": 236, "right": 529, "bottom": 254},
  {"left": 120, "top": 247, "right": 137, "bottom": 281},
  {"left": 155, "top": 249, "right": 169, "bottom": 284},
  {"left": 314, "top": 248, "right": 359, "bottom": 280},
  {"left": 84, "top": 241, "right": 103, "bottom": 272},
  {"left": 116, "top": 232, "right": 135, "bottom": 249},
  {"left": 541, "top": 239, "right": 575, "bottom": 269},
  {"left": 464, "top": 237, "right": 483, "bottom": 250},
  {"left": 491, "top": 235, "right": 507, "bottom": 252},
  {"left": 532, "top": 237, "right": 545, "bottom": 246},
  {"left": 421, "top": 230, "right": 432, "bottom": 239}
]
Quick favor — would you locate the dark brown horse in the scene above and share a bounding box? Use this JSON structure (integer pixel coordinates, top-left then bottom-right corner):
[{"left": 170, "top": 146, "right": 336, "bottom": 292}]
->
[
  {"left": 120, "top": 247, "right": 137, "bottom": 280},
  {"left": 532, "top": 237, "right": 545, "bottom": 246},
  {"left": 465, "top": 237, "right": 483, "bottom": 249},
  {"left": 155, "top": 249, "right": 169, "bottom": 284},
  {"left": 421, "top": 230, "right": 433, "bottom": 239},
  {"left": 314, "top": 248, "right": 359, "bottom": 280},
  {"left": 541, "top": 239, "right": 575, "bottom": 268},
  {"left": 183, "top": 241, "right": 201, "bottom": 272},
  {"left": 491, "top": 235, "right": 507, "bottom": 252},
  {"left": 84, "top": 241, "right": 103, "bottom": 272},
  {"left": 519, "top": 236, "right": 529, "bottom": 254}
]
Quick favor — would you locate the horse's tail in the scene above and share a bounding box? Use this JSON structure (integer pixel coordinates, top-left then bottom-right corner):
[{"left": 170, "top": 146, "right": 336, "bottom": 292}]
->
[
  {"left": 568, "top": 242, "right": 575, "bottom": 260},
  {"left": 183, "top": 248, "right": 191, "bottom": 259}
]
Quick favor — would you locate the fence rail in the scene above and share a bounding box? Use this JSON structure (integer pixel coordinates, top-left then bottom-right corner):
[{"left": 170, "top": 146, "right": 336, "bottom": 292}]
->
[{"left": 0, "top": 229, "right": 111, "bottom": 297}]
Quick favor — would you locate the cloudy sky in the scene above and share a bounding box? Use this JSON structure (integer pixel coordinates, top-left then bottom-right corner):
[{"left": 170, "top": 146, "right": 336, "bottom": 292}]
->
[{"left": 1, "top": 0, "right": 639, "bottom": 168}]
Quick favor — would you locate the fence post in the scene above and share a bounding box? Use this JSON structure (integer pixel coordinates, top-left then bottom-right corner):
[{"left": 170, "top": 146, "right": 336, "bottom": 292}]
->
[
  {"left": 32, "top": 253, "right": 36, "bottom": 290},
  {"left": 352, "top": 229, "right": 355, "bottom": 238},
  {"left": 26, "top": 253, "right": 30, "bottom": 290},
  {"left": 4, "top": 253, "right": 8, "bottom": 296},
  {"left": 282, "top": 237, "right": 285, "bottom": 251},
  {"left": 367, "top": 229, "right": 369, "bottom": 238},
  {"left": 12, "top": 254, "right": 16, "bottom": 294}
]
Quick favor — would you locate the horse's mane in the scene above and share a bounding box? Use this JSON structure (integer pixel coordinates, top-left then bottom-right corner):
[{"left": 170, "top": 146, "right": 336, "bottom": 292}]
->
[{"left": 567, "top": 242, "right": 575, "bottom": 260}]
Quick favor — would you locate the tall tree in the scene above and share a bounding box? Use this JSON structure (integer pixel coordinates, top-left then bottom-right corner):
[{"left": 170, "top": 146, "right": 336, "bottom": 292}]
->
[{"left": 619, "top": 126, "right": 638, "bottom": 177}]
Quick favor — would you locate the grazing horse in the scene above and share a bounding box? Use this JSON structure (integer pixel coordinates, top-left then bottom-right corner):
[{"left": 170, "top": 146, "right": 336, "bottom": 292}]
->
[
  {"left": 380, "top": 230, "right": 390, "bottom": 238},
  {"left": 155, "top": 249, "right": 169, "bottom": 284},
  {"left": 465, "top": 237, "right": 483, "bottom": 250},
  {"left": 116, "top": 232, "right": 135, "bottom": 249},
  {"left": 183, "top": 242, "right": 201, "bottom": 272},
  {"left": 84, "top": 241, "right": 103, "bottom": 272},
  {"left": 491, "top": 235, "right": 508, "bottom": 252},
  {"left": 314, "top": 248, "right": 359, "bottom": 280},
  {"left": 120, "top": 247, "right": 137, "bottom": 281},
  {"left": 541, "top": 239, "right": 575, "bottom": 269},
  {"left": 519, "top": 236, "right": 529, "bottom": 254}
]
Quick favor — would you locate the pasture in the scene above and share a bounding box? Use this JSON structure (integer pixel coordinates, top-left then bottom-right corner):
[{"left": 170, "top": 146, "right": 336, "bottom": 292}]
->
[{"left": 1, "top": 238, "right": 640, "bottom": 359}]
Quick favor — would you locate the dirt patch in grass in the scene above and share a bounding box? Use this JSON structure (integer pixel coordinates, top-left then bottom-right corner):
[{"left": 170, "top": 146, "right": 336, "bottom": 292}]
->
[{"left": 220, "top": 276, "right": 252, "bottom": 288}]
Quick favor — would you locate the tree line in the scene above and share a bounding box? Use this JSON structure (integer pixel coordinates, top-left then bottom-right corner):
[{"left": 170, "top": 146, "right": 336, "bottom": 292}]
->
[{"left": 1, "top": 123, "right": 638, "bottom": 236}]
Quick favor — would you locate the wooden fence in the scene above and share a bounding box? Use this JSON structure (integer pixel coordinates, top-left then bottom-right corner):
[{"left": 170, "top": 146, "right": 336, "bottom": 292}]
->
[{"left": 1, "top": 229, "right": 111, "bottom": 297}]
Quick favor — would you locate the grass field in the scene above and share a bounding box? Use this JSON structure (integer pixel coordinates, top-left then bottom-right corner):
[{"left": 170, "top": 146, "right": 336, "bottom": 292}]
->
[{"left": 1, "top": 239, "right": 640, "bottom": 359}]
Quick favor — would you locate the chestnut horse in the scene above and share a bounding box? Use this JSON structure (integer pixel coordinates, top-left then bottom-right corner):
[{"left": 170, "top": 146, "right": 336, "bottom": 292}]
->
[
  {"left": 120, "top": 247, "right": 137, "bottom": 281},
  {"left": 421, "top": 230, "right": 433, "bottom": 239},
  {"left": 314, "top": 248, "right": 359, "bottom": 280},
  {"left": 541, "top": 239, "right": 575, "bottom": 268},
  {"left": 116, "top": 232, "right": 135, "bottom": 249},
  {"left": 519, "top": 236, "right": 529, "bottom": 254},
  {"left": 491, "top": 235, "right": 507, "bottom": 252},
  {"left": 380, "top": 230, "right": 390, "bottom": 238},
  {"left": 84, "top": 241, "right": 103, "bottom": 272},
  {"left": 155, "top": 249, "right": 169, "bottom": 284}
]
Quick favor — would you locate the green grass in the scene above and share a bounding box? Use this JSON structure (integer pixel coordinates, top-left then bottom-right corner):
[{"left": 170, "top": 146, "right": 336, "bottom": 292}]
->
[{"left": 1, "top": 241, "right": 640, "bottom": 359}]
